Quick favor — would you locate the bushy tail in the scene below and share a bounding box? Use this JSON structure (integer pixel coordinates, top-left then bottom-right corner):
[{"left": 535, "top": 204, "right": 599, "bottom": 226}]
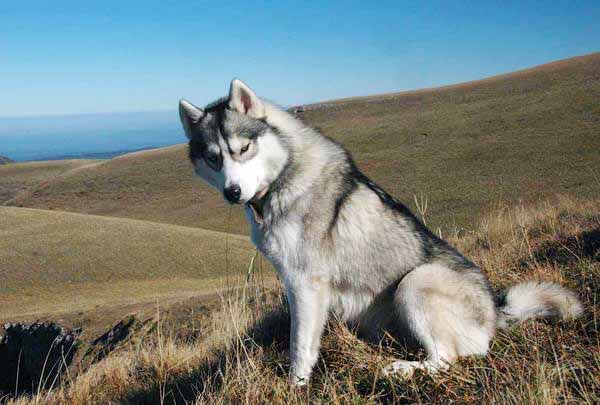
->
[{"left": 497, "top": 281, "right": 583, "bottom": 328}]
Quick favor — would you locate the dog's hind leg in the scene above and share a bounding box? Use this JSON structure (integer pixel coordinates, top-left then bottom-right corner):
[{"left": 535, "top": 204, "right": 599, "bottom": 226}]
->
[{"left": 383, "top": 263, "right": 496, "bottom": 378}]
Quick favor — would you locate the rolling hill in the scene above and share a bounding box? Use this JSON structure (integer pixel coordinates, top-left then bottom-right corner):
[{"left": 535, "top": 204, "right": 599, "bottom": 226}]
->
[
  {"left": 6, "top": 145, "right": 249, "bottom": 234},
  {"left": 0, "top": 206, "right": 257, "bottom": 320},
  {"left": 8, "top": 53, "right": 600, "bottom": 234},
  {"left": 0, "top": 159, "right": 101, "bottom": 204}
]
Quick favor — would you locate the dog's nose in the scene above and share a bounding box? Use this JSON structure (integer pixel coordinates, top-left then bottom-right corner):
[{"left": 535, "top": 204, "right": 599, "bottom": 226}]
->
[{"left": 224, "top": 185, "right": 242, "bottom": 203}]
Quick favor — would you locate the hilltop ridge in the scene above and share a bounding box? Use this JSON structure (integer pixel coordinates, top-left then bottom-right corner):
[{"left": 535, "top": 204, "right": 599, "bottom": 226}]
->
[{"left": 7, "top": 52, "right": 600, "bottom": 234}]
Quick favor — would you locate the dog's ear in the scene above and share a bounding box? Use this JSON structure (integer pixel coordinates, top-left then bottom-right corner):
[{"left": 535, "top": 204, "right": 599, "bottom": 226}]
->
[
  {"left": 179, "top": 99, "right": 205, "bottom": 140},
  {"left": 228, "top": 79, "right": 265, "bottom": 119}
]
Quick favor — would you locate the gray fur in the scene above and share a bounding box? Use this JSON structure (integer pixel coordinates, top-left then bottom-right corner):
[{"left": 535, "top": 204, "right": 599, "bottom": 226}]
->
[
  {"left": 179, "top": 79, "right": 583, "bottom": 385},
  {"left": 497, "top": 281, "right": 583, "bottom": 328}
]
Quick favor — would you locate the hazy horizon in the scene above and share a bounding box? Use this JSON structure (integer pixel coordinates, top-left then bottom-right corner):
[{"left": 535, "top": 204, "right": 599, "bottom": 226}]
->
[
  {"left": 2, "top": 51, "right": 599, "bottom": 162},
  {"left": 0, "top": 110, "right": 181, "bottom": 161},
  {"left": 1, "top": 51, "right": 598, "bottom": 120},
  {"left": 2, "top": 1, "right": 599, "bottom": 161}
]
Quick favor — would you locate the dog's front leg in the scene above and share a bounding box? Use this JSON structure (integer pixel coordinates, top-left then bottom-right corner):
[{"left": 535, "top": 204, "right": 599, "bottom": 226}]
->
[{"left": 285, "top": 274, "right": 331, "bottom": 386}]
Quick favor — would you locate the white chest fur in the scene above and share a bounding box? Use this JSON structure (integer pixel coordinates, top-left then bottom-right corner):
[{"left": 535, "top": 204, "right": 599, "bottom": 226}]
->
[{"left": 246, "top": 206, "right": 304, "bottom": 272}]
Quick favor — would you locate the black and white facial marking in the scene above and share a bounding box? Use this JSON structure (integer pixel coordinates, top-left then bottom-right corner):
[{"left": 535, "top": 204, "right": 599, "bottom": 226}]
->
[{"left": 179, "top": 79, "right": 289, "bottom": 204}]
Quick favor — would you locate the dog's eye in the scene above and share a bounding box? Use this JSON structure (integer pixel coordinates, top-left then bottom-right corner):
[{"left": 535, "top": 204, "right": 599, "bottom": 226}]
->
[
  {"left": 207, "top": 155, "right": 218, "bottom": 163},
  {"left": 240, "top": 143, "right": 250, "bottom": 154}
]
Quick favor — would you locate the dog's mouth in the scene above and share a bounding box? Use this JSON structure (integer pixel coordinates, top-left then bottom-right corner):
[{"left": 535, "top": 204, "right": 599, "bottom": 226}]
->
[
  {"left": 246, "top": 186, "right": 269, "bottom": 224},
  {"left": 251, "top": 185, "right": 269, "bottom": 202}
]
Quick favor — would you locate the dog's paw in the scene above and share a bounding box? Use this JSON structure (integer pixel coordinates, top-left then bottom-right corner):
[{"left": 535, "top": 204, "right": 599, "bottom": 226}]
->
[
  {"left": 382, "top": 360, "right": 420, "bottom": 378},
  {"left": 289, "top": 373, "right": 310, "bottom": 387}
]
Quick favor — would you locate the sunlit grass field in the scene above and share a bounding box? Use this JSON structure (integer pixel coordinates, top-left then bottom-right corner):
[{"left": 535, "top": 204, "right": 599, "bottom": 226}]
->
[
  {"left": 9, "top": 197, "right": 598, "bottom": 404},
  {"left": 0, "top": 207, "right": 259, "bottom": 320}
]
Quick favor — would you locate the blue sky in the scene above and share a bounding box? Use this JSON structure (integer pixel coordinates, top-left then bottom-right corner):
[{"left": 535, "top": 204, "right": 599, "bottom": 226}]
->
[{"left": 1, "top": 1, "right": 599, "bottom": 117}]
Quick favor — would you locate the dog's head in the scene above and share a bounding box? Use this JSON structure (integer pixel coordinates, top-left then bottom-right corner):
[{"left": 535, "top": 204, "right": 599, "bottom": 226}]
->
[{"left": 179, "top": 79, "right": 289, "bottom": 204}]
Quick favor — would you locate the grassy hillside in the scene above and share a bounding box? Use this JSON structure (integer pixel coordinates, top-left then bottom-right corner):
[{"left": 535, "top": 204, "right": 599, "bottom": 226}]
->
[
  {"left": 10, "top": 53, "right": 600, "bottom": 234},
  {"left": 0, "top": 207, "right": 257, "bottom": 320},
  {"left": 0, "top": 159, "right": 101, "bottom": 204},
  {"left": 7, "top": 146, "right": 248, "bottom": 233},
  {"left": 300, "top": 53, "right": 600, "bottom": 231},
  {"left": 1, "top": 52, "right": 597, "bottom": 330},
  {"left": 11, "top": 197, "right": 599, "bottom": 403}
]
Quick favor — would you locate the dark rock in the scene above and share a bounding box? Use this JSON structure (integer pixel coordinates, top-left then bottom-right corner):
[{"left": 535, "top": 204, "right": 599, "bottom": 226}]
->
[{"left": 0, "top": 321, "right": 80, "bottom": 396}]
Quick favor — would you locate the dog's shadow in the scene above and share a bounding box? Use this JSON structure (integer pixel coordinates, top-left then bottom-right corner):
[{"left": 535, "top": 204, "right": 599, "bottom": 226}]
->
[
  {"left": 123, "top": 303, "right": 291, "bottom": 403},
  {"left": 124, "top": 297, "right": 423, "bottom": 403}
]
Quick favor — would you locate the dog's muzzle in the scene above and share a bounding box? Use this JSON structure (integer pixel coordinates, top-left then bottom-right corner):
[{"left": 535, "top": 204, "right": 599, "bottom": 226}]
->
[{"left": 224, "top": 185, "right": 242, "bottom": 204}]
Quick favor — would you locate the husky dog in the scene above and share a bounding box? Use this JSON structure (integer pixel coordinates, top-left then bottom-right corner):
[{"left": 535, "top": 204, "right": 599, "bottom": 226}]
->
[{"left": 179, "top": 79, "right": 583, "bottom": 385}]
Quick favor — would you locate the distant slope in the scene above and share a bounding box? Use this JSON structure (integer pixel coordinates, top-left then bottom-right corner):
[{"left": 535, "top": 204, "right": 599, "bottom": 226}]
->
[
  {"left": 8, "top": 145, "right": 249, "bottom": 233},
  {"left": 0, "top": 159, "right": 101, "bottom": 204},
  {"left": 297, "top": 52, "right": 600, "bottom": 229},
  {"left": 11, "top": 53, "right": 600, "bottom": 233},
  {"left": 0, "top": 207, "right": 258, "bottom": 319},
  {"left": 0, "top": 156, "right": 13, "bottom": 165},
  {"left": 304, "top": 53, "right": 600, "bottom": 109}
]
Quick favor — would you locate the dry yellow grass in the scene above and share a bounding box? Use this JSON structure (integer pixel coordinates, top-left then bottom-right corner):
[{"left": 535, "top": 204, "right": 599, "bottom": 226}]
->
[
  {"left": 0, "top": 207, "right": 261, "bottom": 320},
  {"left": 8, "top": 196, "right": 598, "bottom": 403}
]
